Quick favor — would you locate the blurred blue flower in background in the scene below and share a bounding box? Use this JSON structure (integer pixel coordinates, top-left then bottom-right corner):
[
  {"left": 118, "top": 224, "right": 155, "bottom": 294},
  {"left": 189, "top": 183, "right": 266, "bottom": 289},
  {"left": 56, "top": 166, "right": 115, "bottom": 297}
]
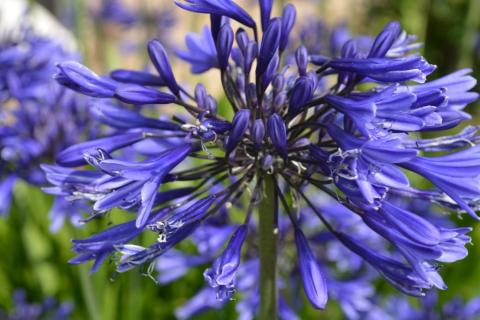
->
[
  {"left": 0, "top": 27, "right": 96, "bottom": 229},
  {"left": 95, "top": 0, "right": 138, "bottom": 28},
  {"left": 366, "top": 291, "right": 480, "bottom": 320},
  {"left": 0, "top": 289, "right": 73, "bottom": 320},
  {"left": 176, "top": 26, "right": 219, "bottom": 74}
]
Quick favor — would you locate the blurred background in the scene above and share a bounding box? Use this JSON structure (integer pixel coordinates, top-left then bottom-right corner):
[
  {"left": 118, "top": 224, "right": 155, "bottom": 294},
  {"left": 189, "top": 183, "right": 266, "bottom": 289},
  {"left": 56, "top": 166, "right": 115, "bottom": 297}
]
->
[{"left": 0, "top": 0, "right": 479, "bottom": 319}]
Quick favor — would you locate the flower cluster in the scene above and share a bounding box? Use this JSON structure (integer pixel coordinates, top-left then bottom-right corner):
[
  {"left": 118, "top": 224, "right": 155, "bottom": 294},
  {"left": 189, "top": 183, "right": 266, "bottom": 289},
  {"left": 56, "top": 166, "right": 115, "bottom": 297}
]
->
[
  {"left": 366, "top": 291, "right": 480, "bottom": 320},
  {"left": 44, "top": 0, "right": 479, "bottom": 316},
  {"left": 0, "top": 289, "right": 73, "bottom": 320},
  {"left": 0, "top": 29, "right": 96, "bottom": 229}
]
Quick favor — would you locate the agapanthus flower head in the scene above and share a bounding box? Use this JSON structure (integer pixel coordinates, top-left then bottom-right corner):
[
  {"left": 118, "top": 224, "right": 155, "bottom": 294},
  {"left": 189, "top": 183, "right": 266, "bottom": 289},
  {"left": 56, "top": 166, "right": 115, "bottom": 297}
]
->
[
  {"left": 45, "top": 0, "right": 479, "bottom": 317},
  {"left": 0, "top": 28, "right": 97, "bottom": 229}
]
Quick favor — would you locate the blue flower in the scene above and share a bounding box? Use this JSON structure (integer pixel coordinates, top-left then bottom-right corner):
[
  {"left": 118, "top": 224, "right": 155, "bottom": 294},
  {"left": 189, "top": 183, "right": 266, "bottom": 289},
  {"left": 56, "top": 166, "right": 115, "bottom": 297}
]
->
[
  {"left": 328, "top": 56, "right": 435, "bottom": 83},
  {"left": 365, "top": 291, "right": 480, "bottom": 320},
  {"left": 174, "top": 287, "right": 225, "bottom": 320},
  {"left": 251, "top": 119, "right": 266, "bottom": 148},
  {"left": 147, "top": 40, "right": 180, "bottom": 95},
  {"left": 294, "top": 228, "right": 328, "bottom": 309},
  {"left": 279, "top": 4, "right": 296, "bottom": 52},
  {"left": 362, "top": 205, "right": 471, "bottom": 290},
  {"left": 85, "top": 144, "right": 193, "bottom": 227},
  {"left": 256, "top": 18, "right": 281, "bottom": 78},
  {"left": 267, "top": 113, "right": 288, "bottom": 158},
  {"left": 334, "top": 231, "right": 433, "bottom": 296},
  {"left": 43, "top": 2, "right": 480, "bottom": 316},
  {"left": 367, "top": 21, "right": 402, "bottom": 58},
  {"left": 110, "top": 69, "right": 165, "bottom": 86},
  {"left": 216, "top": 23, "right": 234, "bottom": 69},
  {"left": 56, "top": 131, "right": 145, "bottom": 167},
  {"left": 115, "top": 84, "right": 176, "bottom": 105},
  {"left": 288, "top": 76, "right": 315, "bottom": 116},
  {"left": 0, "top": 175, "right": 16, "bottom": 216},
  {"left": 225, "top": 109, "right": 250, "bottom": 153},
  {"left": 177, "top": 26, "right": 219, "bottom": 73},
  {"left": 327, "top": 278, "right": 374, "bottom": 319},
  {"left": 117, "top": 196, "right": 216, "bottom": 272},
  {"left": 96, "top": 0, "right": 138, "bottom": 27},
  {"left": 259, "top": 0, "right": 273, "bottom": 31},
  {"left": 48, "top": 196, "right": 88, "bottom": 232},
  {"left": 156, "top": 249, "right": 211, "bottom": 284},
  {"left": 91, "top": 101, "right": 181, "bottom": 130},
  {"left": 204, "top": 224, "right": 247, "bottom": 300},
  {"left": 70, "top": 218, "right": 147, "bottom": 273},
  {"left": 0, "top": 30, "right": 96, "bottom": 228},
  {"left": 55, "top": 61, "right": 118, "bottom": 98},
  {"left": 401, "top": 146, "right": 480, "bottom": 219},
  {"left": 175, "top": 0, "right": 255, "bottom": 28},
  {"left": 1, "top": 289, "right": 73, "bottom": 320}
]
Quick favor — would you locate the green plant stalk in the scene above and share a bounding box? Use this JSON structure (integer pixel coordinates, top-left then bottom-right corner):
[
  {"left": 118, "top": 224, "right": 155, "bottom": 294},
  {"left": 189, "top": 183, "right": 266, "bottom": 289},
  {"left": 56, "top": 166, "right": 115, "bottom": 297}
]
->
[
  {"left": 74, "top": 224, "right": 100, "bottom": 320},
  {"left": 78, "top": 264, "right": 101, "bottom": 320},
  {"left": 458, "top": 0, "right": 480, "bottom": 69},
  {"left": 71, "top": 0, "right": 88, "bottom": 62},
  {"left": 258, "top": 175, "right": 278, "bottom": 320}
]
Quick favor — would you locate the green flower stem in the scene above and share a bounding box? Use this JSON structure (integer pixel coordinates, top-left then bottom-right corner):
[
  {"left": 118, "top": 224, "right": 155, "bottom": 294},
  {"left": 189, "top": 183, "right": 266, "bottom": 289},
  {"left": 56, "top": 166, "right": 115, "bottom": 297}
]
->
[
  {"left": 458, "top": 0, "right": 480, "bottom": 69},
  {"left": 74, "top": 226, "right": 100, "bottom": 320},
  {"left": 78, "top": 264, "right": 101, "bottom": 320},
  {"left": 71, "top": 0, "right": 89, "bottom": 64},
  {"left": 258, "top": 174, "right": 278, "bottom": 320}
]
